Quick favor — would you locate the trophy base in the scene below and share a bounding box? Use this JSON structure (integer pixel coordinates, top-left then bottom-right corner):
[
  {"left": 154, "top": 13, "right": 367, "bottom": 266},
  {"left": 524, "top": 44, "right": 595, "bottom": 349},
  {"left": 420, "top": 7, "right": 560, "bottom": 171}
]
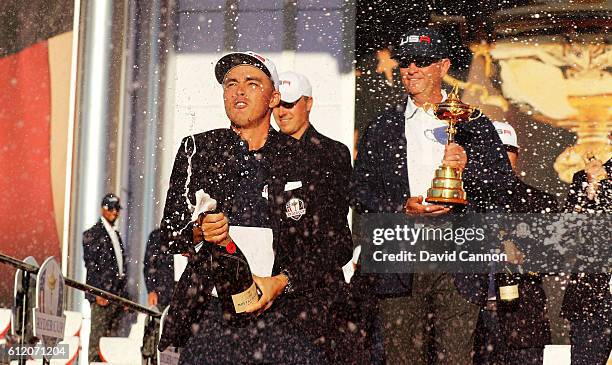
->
[
  {"left": 425, "top": 166, "right": 468, "bottom": 206},
  {"left": 425, "top": 195, "right": 467, "bottom": 206}
]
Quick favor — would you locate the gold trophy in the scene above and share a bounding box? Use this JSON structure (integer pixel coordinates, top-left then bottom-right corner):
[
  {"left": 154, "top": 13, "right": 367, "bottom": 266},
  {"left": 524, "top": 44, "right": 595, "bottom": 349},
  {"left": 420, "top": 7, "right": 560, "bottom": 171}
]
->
[{"left": 426, "top": 84, "right": 480, "bottom": 206}]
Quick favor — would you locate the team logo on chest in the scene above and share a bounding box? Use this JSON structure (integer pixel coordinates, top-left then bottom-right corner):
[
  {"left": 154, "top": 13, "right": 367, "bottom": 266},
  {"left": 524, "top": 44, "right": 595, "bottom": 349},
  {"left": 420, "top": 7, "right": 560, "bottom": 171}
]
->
[{"left": 285, "top": 198, "right": 306, "bottom": 220}]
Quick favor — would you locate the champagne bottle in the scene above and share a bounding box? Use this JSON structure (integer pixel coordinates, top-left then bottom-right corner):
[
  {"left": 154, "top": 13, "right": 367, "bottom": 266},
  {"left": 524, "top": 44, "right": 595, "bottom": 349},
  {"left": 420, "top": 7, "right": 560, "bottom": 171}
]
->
[
  {"left": 209, "top": 237, "right": 259, "bottom": 320},
  {"left": 193, "top": 194, "right": 259, "bottom": 319},
  {"left": 495, "top": 266, "right": 521, "bottom": 310}
]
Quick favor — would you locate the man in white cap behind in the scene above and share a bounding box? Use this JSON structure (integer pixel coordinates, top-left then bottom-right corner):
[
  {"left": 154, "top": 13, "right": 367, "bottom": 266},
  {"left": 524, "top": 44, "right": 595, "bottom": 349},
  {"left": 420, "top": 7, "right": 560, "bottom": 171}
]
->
[
  {"left": 273, "top": 71, "right": 313, "bottom": 139},
  {"left": 273, "top": 71, "right": 352, "bottom": 253},
  {"left": 273, "top": 71, "right": 366, "bottom": 363},
  {"left": 273, "top": 70, "right": 353, "bottom": 284},
  {"left": 473, "top": 121, "right": 558, "bottom": 365}
]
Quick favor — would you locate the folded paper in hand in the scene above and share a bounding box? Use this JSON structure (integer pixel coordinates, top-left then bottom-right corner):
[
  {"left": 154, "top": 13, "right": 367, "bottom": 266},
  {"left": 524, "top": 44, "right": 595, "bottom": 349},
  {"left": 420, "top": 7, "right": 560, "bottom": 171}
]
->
[
  {"left": 191, "top": 190, "right": 217, "bottom": 222},
  {"left": 174, "top": 255, "right": 187, "bottom": 282},
  {"left": 342, "top": 245, "right": 362, "bottom": 284}
]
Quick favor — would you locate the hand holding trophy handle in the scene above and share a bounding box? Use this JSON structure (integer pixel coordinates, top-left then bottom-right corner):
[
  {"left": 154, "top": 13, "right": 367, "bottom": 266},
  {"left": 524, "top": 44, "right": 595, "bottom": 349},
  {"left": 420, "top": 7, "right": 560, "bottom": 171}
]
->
[
  {"left": 584, "top": 152, "right": 608, "bottom": 200},
  {"left": 585, "top": 152, "right": 608, "bottom": 184}
]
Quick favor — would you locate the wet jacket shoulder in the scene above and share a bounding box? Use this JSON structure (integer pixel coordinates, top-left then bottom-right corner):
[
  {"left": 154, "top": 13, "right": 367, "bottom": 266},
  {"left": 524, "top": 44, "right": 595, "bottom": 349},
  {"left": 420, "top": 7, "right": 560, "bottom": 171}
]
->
[
  {"left": 351, "top": 108, "right": 407, "bottom": 214},
  {"left": 508, "top": 179, "right": 559, "bottom": 213},
  {"left": 82, "top": 220, "right": 126, "bottom": 301},
  {"left": 300, "top": 125, "right": 352, "bottom": 215},
  {"left": 160, "top": 128, "right": 274, "bottom": 254}
]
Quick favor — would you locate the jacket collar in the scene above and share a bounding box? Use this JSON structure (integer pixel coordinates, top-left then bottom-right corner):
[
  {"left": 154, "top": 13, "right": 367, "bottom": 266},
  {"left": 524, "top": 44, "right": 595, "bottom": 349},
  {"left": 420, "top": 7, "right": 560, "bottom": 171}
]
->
[
  {"left": 228, "top": 124, "right": 293, "bottom": 155},
  {"left": 297, "top": 124, "right": 318, "bottom": 143}
]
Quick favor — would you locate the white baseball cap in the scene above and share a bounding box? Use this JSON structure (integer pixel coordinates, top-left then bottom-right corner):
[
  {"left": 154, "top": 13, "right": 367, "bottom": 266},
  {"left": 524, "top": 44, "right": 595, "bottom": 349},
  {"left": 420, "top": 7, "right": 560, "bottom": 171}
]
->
[
  {"left": 493, "top": 121, "right": 519, "bottom": 149},
  {"left": 215, "top": 51, "right": 280, "bottom": 90},
  {"left": 278, "top": 71, "right": 312, "bottom": 103}
]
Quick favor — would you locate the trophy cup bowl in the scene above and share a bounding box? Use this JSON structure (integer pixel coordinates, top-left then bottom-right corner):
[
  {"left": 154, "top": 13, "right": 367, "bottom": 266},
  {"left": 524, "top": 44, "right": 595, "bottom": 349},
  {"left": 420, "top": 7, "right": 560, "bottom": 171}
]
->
[{"left": 425, "top": 90, "right": 478, "bottom": 206}]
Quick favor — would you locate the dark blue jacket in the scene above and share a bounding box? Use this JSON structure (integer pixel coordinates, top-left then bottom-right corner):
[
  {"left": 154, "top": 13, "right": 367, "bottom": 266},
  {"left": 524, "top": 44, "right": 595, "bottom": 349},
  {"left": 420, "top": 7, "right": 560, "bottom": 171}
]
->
[
  {"left": 351, "top": 104, "right": 515, "bottom": 300},
  {"left": 494, "top": 179, "right": 558, "bottom": 349},
  {"left": 143, "top": 228, "right": 175, "bottom": 308},
  {"left": 561, "top": 158, "right": 611, "bottom": 322},
  {"left": 287, "top": 125, "right": 354, "bottom": 285},
  {"left": 159, "top": 127, "right": 361, "bottom": 358},
  {"left": 82, "top": 220, "right": 127, "bottom": 302}
]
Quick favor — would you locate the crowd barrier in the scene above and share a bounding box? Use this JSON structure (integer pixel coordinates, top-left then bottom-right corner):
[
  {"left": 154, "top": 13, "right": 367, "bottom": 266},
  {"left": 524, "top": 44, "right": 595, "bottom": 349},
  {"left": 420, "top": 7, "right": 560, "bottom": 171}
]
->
[{"left": 0, "top": 253, "right": 161, "bottom": 365}]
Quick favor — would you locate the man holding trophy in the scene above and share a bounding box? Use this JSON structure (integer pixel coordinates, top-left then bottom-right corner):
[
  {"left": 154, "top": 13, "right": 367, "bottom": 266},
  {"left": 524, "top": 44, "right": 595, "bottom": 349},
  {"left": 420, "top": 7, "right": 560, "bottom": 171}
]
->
[{"left": 352, "top": 27, "right": 515, "bottom": 364}]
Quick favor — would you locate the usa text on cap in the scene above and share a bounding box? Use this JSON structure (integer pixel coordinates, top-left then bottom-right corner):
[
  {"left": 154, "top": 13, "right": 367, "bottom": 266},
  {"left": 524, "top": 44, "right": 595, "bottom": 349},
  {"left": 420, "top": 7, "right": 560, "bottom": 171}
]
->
[{"left": 393, "top": 27, "right": 450, "bottom": 60}]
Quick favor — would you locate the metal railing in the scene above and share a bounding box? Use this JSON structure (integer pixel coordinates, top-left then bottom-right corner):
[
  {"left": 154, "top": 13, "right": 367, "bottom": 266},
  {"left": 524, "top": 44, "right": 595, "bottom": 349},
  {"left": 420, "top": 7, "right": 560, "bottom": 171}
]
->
[
  {"left": 0, "top": 253, "right": 160, "bottom": 318},
  {"left": 0, "top": 252, "right": 161, "bottom": 364}
]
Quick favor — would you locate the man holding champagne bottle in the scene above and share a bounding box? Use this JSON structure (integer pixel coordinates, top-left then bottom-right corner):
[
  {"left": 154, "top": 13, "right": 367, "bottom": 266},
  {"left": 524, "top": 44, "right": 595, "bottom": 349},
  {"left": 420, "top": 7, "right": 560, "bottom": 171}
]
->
[{"left": 158, "top": 51, "right": 362, "bottom": 364}]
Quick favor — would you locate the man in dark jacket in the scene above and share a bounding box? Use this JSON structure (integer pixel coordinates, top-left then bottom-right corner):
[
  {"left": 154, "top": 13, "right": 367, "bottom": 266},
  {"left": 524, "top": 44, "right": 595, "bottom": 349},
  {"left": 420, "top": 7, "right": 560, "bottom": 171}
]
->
[
  {"left": 273, "top": 70, "right": 353, "bottom": 272},
  {"left": 158, "top": 52, "right": 361, "bottom": 364},
  {"left": 561, "top": 155, "right": 611, "bottom": 365},
  {"left": 273, "top": 70, "right": 366, "bottom": 361},
  {"left": 82, "top": 193, "right": 127, "bottom": 362},
  {"left": 351, "top": 27, "right": 515, "bottom": 364},
  {"left": 473, "top": 122, "right": 557, "bottom": 365},
  {"left": 143, "top": 228, "right": 175, "bottom": 309}
]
